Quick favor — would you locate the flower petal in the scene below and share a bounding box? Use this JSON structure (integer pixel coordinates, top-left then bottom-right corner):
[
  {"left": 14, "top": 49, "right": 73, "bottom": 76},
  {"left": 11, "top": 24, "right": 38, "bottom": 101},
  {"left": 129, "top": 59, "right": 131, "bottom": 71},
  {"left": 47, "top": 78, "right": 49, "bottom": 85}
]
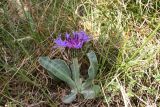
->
[
  {"left": 65, "top": 33, "right": 70, "bottom": 40},
  {"left": 54, "top": 35, "right": 67, "bottom": 47},
  {"left": 79, "top": 31, "right": 90, "bottom": 42}
]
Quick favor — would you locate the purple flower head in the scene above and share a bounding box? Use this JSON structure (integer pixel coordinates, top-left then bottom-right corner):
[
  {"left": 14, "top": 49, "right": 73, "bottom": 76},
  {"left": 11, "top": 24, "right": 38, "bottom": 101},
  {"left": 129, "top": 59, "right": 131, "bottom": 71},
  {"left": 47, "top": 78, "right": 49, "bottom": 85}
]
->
[
  {"left": 54, "top": 31, "right": 90, "bottom": 49},
  {"left": 54, "top": 34, "right": 67, "bottom": 48}
]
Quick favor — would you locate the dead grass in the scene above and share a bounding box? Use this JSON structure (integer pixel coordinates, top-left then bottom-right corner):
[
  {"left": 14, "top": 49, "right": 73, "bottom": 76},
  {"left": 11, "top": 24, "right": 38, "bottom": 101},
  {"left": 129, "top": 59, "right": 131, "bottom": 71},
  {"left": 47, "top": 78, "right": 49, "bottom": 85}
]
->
[{"left": 0, "top": 0, "right": 160, "bottom": 107}]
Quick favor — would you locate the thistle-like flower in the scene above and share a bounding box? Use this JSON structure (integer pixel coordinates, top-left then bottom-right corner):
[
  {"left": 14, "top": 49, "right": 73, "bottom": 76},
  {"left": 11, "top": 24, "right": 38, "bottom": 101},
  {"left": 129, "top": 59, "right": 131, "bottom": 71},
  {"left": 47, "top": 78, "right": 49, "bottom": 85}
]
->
[{"left": 54, "top": 31, "right": 90, "bottom": 49}]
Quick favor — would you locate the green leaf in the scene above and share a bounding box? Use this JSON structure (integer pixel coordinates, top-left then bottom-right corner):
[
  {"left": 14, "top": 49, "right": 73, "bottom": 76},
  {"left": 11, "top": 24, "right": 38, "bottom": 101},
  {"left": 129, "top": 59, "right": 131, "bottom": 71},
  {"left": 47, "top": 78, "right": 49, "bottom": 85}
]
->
[
  {"left": 62, "top": 91, "right": 77, "bottom": 104},
  {"left": 38, "top": 57, "right": 75, "bottom": 89},
  {"left": 81, "top": 85, "right": 100, "bottom": 99},
  {"left": 82, "top": 51, "right": 98, "bottom": 88},
  {"left": 82, "top": 79, "right": 92, "bottom": 89},
  {"left": 70, "top": 58, "right": 81, "bottom": 91},
  {"left": 87, "top": 51, "right": 98, "bottom": 79}
]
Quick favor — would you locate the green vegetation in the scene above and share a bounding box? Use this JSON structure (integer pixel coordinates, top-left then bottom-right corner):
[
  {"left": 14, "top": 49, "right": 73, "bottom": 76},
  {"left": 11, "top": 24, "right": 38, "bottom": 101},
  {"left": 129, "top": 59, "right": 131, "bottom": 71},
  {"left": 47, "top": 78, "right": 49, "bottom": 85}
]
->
[
  {"left": 0, "top": 0, "right": 160, "bottom": 106},
  {"left": 39, "top": 51, "right": 100, "bottom": 104}
]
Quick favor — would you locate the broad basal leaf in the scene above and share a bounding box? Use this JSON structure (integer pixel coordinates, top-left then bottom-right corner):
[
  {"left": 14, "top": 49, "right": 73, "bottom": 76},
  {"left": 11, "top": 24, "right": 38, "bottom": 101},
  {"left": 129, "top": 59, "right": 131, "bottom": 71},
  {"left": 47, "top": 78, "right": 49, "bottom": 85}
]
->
[
  {"left": 70, "top": 58, "right": 82, "bottom": 91},
  {"left": 38, "top": 57, "right": 75, "bottom": 89},
  {"left": 62, "top": 91, "right": 77, "bottom": 104},
  {"left": 82, "top": 51, "right": 98, "bottom": 88},
  {"left": 81, "top": 85, "right": 100, "bottom": 99},
  {"left": 87, "top": 51, "right": 98, "bottom": 80}
]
